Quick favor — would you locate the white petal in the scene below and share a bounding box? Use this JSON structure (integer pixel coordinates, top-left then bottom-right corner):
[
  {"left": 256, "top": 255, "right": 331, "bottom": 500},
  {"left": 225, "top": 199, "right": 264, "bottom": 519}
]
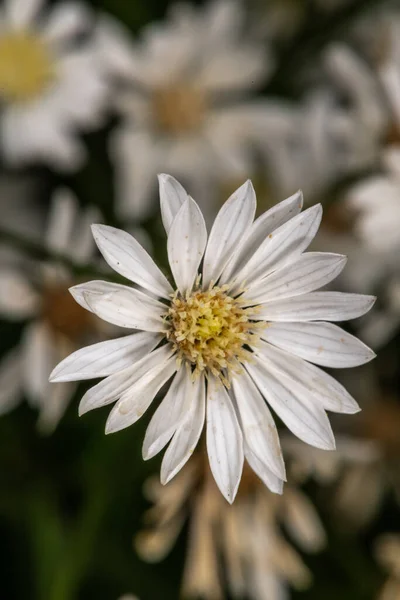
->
[
  {"left": 206, "top": 376, "right": 244, "bottom": 503},
  {"left": 84, "top": 287, "right": 165, "bottom": 331},
  {"left": 220, "top": 190, "right": 303, "bottom": 284},
  {"left": 69, "top": 280, "right": 129, "bottom": 312},
  {"left": 105, "top": 356, "right": 177, "bottom": 433},
  {"left": 91, "top": 225, "right": 173, "bottom": 299},
  {"left": 142, "top": 366, "right": 191, "bottom": 460},
  {"left": 284, "top": 488, "right": 326, "bottom": 552},
  {"left": 50, "top": 332, "right": 162, "bottom": 382},
  {"left": 256, "top": 341, "right": 360, "bottom": 414},
  {"left": 5, "top": 0, "right": 43, "bottom": 26},
  {"left": 202, "top": 180, "right": 256, "bottom": 288},
  {"left": 261, "top": 321, "right": 376, "bottom": 368},
  {"left": 43, "top": 2, "right": 91, "bottom": 44},
  {"left": 244, "top": 447, "right": 284, "bottom": 495},
  {"left": 246, "top": 358, "right": 336, "bottom": 451},
  {"left": 244, "top": 252, "right": 347, "bottom": 305},
  {"left": 45, "top": 188, "right": 77, "bottom": 255},
  {"left": 167, "top": 197, "right": 207, "bottom": 294},
  {"left": 158, "top": 173, "right": 188, "bottom": 234},
  {"left": 230, "top": 204, "right": 322, "bottom": 291},
  {"left": 37, "top": 380, "right": 76, "bottom": 434},
  {"left": 160, "top": 374, "right": 206, "bottom": 484},
  {"left": 79, "top": 345, "right": 173, "bottom": 415},
  {"left": 0, "top": 269, "right": 39, "bottom": 319},
  {"left": 256, "top": 292, "right": 376, "bottom": 322},
  {"left": 231, "top": 369, "right": 285, "bottom": 480},
  {"left": 0, "top": 349, "right": 23, "bottom": 415},
  {"left": 21, "top": 321, "right": 55, "bottom": 406}
]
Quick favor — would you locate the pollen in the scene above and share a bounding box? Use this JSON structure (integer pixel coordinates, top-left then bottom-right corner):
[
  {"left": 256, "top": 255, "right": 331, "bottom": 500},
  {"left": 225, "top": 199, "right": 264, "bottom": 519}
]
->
[
  {"left": 165, "top": 285, "right": 258, "bottom": 385},
  {"left": 0, "top": 31, "right": 55, "bottom": 103},
  {"left": 151, "top": 84, "right": 206, "bottom": 135}
]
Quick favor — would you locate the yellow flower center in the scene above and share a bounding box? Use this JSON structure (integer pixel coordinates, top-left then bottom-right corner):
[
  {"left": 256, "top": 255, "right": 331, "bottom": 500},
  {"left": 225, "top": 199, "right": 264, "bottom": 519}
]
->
[
  {"left": 0, "top": 31, "right": 55, "bottom": 103},
  {"left": 151, "top": 84, "right": 206, "bottom": 135},
  {"left": 166, "top": 286, "right": 257, "bottom": 384}
]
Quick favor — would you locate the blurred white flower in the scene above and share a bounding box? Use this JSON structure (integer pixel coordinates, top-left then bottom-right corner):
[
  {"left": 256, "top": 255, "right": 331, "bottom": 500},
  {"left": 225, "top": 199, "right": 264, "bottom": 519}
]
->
[
  {"left": 136, "top": 455, "right": 325, "bottom": 600},
  {"left": 348, "top": 147, "right": 400, "bottom": 253},
  {"left": 379, "top": 16, "right": 400, "bottom": 130},
  {"left": 0, "top": 188, "right": 106, "bottom": 432},
  {"left": 51, "top": 174, "right": 375, "bottom": 502},
  {"left": 262, "top": 45, "right": 386, "bottom": 200},
  {"left": 0, "top": 0, "right": 109, "bottom": 170},
  {"left": 344, "top": 146, "right": 400, "bottom": 346},
  {"left": 96, "top": 0, "right": 274, "bottom": 220}
]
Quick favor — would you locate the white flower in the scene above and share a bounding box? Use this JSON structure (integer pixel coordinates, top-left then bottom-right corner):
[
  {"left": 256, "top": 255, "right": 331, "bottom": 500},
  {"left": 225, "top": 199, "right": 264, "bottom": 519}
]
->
[
  {"left": 262, "top": 45, "right": 386, "bottom": 200},
  {"left": 50, "top": 174, "right": 375, "bottom": 502},
  {"left": 0, "top": 0, "right": 109, "bottom": 170},
  {"left": 136, "top": 456, "right": 325, "bottom": 600},
  {"left": 96, "top": 0, "right": 274, "bottom": 220},
  {"left": 347, "top": 147, "right": 400, "bottom": 253},
  {"left": 0, "top": 188, "right": 104, "bottom": 432}
]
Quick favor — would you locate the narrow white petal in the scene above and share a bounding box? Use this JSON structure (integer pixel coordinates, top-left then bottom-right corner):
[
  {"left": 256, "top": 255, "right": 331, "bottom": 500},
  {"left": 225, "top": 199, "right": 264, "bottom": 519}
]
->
[
  {"left": 256, "top": 292, "right": 376, "bottom": 322},
  {"left": 79, "top": 345, "right": 173, "bottom": 415},
  {"left": 245, "top": 447, "right": 284, "bottom": 495},
  {"left": 0, "top": 349, "right": 23, "bottom": 415},
  {"left": 85, "top": 288, "right": 165, "bottom": 331},
  {"left": 167, "top": 197, "right": 207, "bottom": 294},
  {"left": 69, "top": 280, "right": 163, "bottom": 313},
  {"left": 202, "top": 180, "right": 256, "bottom": 288},
  {"left": 5, "top": 0, "right": 44, "bottom": 27},
  {"left": 142, "top": 367, "right": 192, "bottom": 460},
  {"left": 244, "top": 252, "right": 347, "bottom": 305},
  {"left": 261, "top": 321, "right": 376, "bottom": 368},
  {"left": 231, "top": 370, "right": 285, "bottom": 480},
  {"left": 284, "top": 488, "right": 326, "bottom": 552},
  {"left": 206, "top": 376, "right": 244, "bottom": 504},
  {"left": 45, "top": 188, "right": 77, "bottom": 255},
  {"left": 43, "top": 2, "right": 91, "bottom": 44},
  {"left": 22, "top": 321, "right": 55, "bottom": 405},
  {"left": 49, "top": 332, "right": 162, "bottom": 382},
  {"left": 158, "top": 173, "right": 188, "bottom": 234},
  {"left": 230, "top": 204, "right": 322, "bottom": 291},
  {"left": 220, "top": 190, "right": 303, "bottom": 284},
  {"left": 246, "top": 358, "right": 336, "bottom": 451},
  {"left": 0, "top": 270, "right": 39, "bottom": 320},
  {"left": 91, "top": 224, "right": 173, "bottom": 299},
  {"left": 160, "top": 374, "right": 206, "bottom": 484},
  {"left": 105, "top": 356, "right": 177, "bottom": 434},
  {"left": 256, "top": 341, "right": 360, "bottom": 414}
]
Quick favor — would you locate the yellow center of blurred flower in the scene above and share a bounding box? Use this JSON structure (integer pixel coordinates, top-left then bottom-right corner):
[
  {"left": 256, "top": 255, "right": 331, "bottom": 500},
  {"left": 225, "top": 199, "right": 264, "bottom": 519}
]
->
[
  {"left": 0, "top": 31, "right": 55, "bottom": 102},
  {"left": 166, "top": 286, "right": 256, "bottom": 384},
  {"left": 43, "top": 286, "right": 93, "bottom": 341},
  {"left": 152, "top": 85, "right": 206, "bottom": 135}
]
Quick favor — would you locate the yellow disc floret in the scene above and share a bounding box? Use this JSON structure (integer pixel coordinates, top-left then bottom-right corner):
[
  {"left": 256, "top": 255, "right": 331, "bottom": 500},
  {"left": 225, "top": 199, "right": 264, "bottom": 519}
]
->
[
  {"left": 0, "top": 31, "right": 55, "bottom": 103},
  {"left": 166, "top": 285, "right": 258, "bottom": 384}
]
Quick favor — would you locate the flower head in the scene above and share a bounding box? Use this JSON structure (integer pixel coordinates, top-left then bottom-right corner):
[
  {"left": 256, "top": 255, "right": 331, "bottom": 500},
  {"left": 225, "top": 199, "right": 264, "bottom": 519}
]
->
[
  {"left": 50, "top": 174, "right": 375, "bottom": 502},
  {"left": 0, "top": 0, "right": 109, "bottom": 169},
  {"left": 97, "top": 0, "right": 273, "bottom": 219}
]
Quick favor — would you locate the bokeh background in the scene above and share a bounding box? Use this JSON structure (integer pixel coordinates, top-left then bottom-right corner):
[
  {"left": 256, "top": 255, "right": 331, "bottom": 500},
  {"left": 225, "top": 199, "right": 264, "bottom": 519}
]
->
[{"left": 1, "top": 0, "right": 400, "bottom": 598}]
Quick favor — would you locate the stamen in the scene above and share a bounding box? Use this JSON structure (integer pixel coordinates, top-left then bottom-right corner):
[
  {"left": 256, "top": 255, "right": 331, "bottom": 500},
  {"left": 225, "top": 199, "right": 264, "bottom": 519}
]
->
[{"left": 165, "top": 285, "right": 264, "bottom": 385}]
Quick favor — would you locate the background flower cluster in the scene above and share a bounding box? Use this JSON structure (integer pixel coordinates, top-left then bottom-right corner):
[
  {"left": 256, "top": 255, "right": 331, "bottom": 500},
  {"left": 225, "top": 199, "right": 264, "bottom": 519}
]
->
[{"left": 1, "top": 0, "right": 400, "bottom": 599}]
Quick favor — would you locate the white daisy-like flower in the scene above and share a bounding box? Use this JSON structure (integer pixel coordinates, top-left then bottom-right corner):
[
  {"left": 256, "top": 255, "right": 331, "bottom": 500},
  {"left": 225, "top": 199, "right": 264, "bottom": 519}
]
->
[
  {"left": 347, "top": 146, "right": 400, "bottom": 253},
  {"left": 0, "top": 0, "right": 109, "bottom": 169},
  {"left": 0, "top": 188, "right": 106, "bottom": 432},
  {"left": 136, "top": 454, "right": 325, "bottom": 600},
  {"left": 96, "top": 0, "right": 274, "bottom": 220},
  {"left": 50, "top": 174, "right": 376, "bottom": 502}
]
